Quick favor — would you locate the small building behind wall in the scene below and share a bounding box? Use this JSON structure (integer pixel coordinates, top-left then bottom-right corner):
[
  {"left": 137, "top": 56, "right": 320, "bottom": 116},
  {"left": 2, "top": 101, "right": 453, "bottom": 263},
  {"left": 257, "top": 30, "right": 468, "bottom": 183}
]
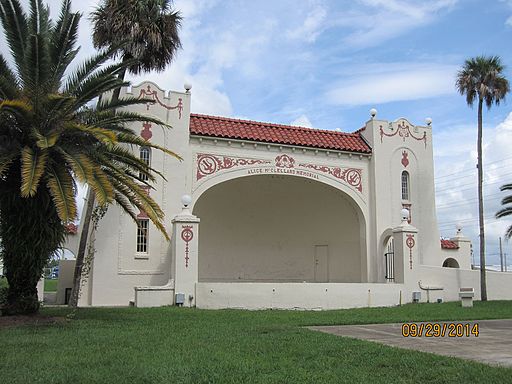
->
[{"left": 63, "top": 81, "right": 512, "bottom": 309}]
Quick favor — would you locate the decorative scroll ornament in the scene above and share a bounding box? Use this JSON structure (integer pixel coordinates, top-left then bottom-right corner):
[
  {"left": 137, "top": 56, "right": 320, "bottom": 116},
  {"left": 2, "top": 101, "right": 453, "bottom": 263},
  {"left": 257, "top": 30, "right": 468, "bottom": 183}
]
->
[
  {"left": 401, "top": 151, "right": 409, "bottom": 168},
  {"left": 181, "top": 225, "right": 194, "bottom": 268},
  {"left": 380, "top": 121, "right": 427, "bottom": 148},
  {"left": 275, "top": 154, "right": 295, "bottom": 168},
  {"left": 138, "top": 84, "right": 183, "bottom": 118},
  {"left": 298, "top": 162, "right": 362, "bottom": 192},
  {"left": 196, "top": 154, "right": 272, "bottom": 181},
  {"left": 406, "top": 234, "right": 415, "bottom": 269},
  {"left": 195, "top": 153, "right": 364, "bottom": 193}
]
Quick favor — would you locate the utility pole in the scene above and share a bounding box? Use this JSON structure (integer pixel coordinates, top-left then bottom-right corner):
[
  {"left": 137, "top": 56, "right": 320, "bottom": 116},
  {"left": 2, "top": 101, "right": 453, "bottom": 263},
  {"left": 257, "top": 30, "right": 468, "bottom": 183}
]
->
[{"left": 500, "top": 237, "right": 504, "bottom": 272}]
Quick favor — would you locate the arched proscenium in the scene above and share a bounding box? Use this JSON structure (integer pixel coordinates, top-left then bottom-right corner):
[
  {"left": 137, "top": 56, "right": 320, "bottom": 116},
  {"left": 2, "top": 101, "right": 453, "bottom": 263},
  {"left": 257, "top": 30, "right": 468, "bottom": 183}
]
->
[{"left": 193, "top": 174, "right": 368, "bottom": 284}]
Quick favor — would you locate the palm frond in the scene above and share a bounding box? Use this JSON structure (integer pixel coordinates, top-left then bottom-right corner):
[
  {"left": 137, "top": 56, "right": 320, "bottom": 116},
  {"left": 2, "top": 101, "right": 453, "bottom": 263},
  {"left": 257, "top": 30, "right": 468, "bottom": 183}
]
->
[
  {"left": 48, "top": 0, "right": 79, "bottom": 86},
  {"left": 57, "top": 150, "right": 93, "bottom": 184},
  {"left": 107, "top": 173, "right": 168, "bottom": 240},
  {"left": 0, "top": 0, "right": 28, "bottom": 77},
  {"left": 0, "top": 152, "right": 16, "bottom": 177},
  {"left": 0, "top": 54, "right": 18, "bottom": 98},
  {"left": 63, "top": 45, "right": 119, "bottom": 95},
  {"left": 0, "top": 98, "right": 32, "bottom": 116},
  {"left": 23, "top": 32, "right": 51, "bottom": 98},
  {"left": 501, "top": 195, "right": 512, "bottom": 206},
  {"left": 66, "top": 122, "right": 118, "bottom": 145},
  {"left": 117, "top": 132, "right": 182, "bottom": 161},
  {"left": 20, "top": 146, "right": 48, "bottom": 197},
  {"left": 496, "top": 206, "right": 512, "bottom": 219},
  {"left": 88, "top": 167, "right": 114, "bottom": 206},
  {"left": 113, "top": 190, "right": 138, "bottom": 222},
  {"left": 46, "top": 165, "right": 77, "bottom": 221},
  {"left": 99, "top": 145, "right": 159, "bottom": 182}
]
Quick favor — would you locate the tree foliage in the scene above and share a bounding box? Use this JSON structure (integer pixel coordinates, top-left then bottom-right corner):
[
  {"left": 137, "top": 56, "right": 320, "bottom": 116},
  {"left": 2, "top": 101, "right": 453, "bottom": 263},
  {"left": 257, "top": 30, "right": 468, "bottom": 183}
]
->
[
  {"left": 496, "top": 183, "right": 512, "bottom": 239},
  {"left": 0, "top": 0, "right": 180, "bottom": 314},
  {"left": 456, "top": 55, "right": 509, "bottom": 301}
]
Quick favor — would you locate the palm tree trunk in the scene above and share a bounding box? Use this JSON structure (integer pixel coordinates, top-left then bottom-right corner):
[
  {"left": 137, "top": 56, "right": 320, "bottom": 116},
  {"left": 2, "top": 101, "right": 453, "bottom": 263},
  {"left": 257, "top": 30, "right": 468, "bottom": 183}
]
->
[
  {"left": 477, "top": 97, "right": 487, "bottom": 301},
  {"left": 68, "top": 189, "right": 95, "bottom": 307},
  {"left": 69, "top": 64, "right": 128, "bottom": 307}
]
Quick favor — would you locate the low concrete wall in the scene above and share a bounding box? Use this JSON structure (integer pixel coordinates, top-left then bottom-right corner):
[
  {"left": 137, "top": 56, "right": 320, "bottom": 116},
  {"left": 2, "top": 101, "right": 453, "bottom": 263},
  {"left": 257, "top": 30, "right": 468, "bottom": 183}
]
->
[
  {"left": 134, "top": 283, "right": 175, "bottom": 308},
  {"left": 196, "top": 282, "right": 404, "bottom": 310},
  {"left": 418, "top": 266, "right": 512, "bottom": 302}
]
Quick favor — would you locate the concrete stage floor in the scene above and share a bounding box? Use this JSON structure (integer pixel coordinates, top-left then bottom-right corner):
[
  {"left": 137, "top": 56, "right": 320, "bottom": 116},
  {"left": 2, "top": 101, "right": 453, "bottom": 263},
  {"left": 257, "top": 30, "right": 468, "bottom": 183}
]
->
[{"left": 309, "top": 319, "right": 512, "bottom": 367}]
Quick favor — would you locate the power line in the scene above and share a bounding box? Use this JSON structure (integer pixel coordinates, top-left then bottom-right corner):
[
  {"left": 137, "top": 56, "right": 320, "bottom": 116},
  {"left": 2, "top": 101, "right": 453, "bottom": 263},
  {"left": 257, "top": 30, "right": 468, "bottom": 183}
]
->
[
  {"left": 434, "top": 164, "right": 512, "bottom": 185},
  {"left": 435, "top": 193, "right": 505, "bottom": 210},
  {"left": 435, "top": 177, "right": 512, "bottom": 194},
  {"left": 434, "top": 155, "right": 512, "bottom": 180}
]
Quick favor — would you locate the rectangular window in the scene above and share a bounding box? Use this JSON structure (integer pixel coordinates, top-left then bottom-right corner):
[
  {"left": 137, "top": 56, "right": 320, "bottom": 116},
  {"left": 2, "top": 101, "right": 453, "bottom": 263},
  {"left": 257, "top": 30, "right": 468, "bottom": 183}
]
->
[
  {"left": 401, "top": 172, "right": 409, "bottom": 200},
  {"left": 139, "top": 147, "right": 151, "bottom": 182},
  {"left": 136, "top": 219, "right": 149, "bottom": 253}
]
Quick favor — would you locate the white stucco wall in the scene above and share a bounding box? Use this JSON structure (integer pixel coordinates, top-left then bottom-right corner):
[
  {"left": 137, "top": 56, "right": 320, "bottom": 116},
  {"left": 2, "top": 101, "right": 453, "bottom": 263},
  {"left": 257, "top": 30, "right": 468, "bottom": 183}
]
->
[
  {"left": 194, "top": 174, "right": 364, "bottom": 283},
  {"left": 67, "top": 82, "right": 512, "bottom": 309}
]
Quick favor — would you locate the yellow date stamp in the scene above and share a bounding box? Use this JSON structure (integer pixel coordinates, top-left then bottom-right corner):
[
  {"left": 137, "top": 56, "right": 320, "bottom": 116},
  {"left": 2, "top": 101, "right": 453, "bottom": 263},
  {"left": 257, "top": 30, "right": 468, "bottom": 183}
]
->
[{"left": 401, "top": 322, "right": 479, "bottom": 337}]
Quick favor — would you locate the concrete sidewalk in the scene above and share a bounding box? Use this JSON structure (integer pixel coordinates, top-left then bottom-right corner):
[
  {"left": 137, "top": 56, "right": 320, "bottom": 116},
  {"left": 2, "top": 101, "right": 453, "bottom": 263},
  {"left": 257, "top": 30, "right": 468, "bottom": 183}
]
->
[{"left": 309, "top": 319, "right": 512, "bottom": 367}]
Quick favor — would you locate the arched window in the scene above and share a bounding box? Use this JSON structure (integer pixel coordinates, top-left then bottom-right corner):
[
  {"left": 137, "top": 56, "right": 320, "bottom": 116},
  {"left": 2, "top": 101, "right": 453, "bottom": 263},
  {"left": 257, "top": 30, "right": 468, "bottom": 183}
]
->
[
  {"left": 442, "top": 258, "right": 459, "bottom": 268},
  {"left": 139, "top": 147, "right": 151, "bottom": 181},
  {"left": 401, "top": 171, "right": 409, "bottom": 200}
]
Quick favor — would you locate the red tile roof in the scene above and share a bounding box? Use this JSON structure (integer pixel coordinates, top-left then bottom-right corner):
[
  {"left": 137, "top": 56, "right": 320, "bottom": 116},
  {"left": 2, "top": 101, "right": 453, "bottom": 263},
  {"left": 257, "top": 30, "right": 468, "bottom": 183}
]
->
[
  {"left": 189, "top": 114, "right": 372, "bottom": 153},
  {"left": 441, "top": 239, "right": 459, "bottom": 249}
]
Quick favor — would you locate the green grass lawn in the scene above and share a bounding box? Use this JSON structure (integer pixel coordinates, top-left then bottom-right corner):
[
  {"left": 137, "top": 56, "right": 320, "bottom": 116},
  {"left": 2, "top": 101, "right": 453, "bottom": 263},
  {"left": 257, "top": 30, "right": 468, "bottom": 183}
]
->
[
  {"left": 1, "top": 301, "right": 512, "bottom": 383},
  {"left": 43, "top": 278, "right": 58, "bottom": 292}
]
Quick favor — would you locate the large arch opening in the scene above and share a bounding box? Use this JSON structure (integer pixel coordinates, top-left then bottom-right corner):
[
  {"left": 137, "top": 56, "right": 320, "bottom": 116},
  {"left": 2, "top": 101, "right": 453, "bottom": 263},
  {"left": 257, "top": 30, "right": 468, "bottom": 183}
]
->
[{"left": 193, "top": 174, "right": 366, "bottom": 283}]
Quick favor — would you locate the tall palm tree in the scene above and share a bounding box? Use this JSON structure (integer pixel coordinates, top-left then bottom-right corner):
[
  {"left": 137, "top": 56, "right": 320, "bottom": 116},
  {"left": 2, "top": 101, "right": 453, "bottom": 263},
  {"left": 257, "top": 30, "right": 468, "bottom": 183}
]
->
[
  {"left": 456, "top": 56, "right": 509, "bottom": 301},
  {"left": 0, "top": 0, "right": 180, "bottom": 315},
  {"left": 91, "top": 0, "right": 182, "bottom": 102},
  {"left": 496, "top": 183, "right": 512, "bottom": 239},
  {"left": 66, "top": 0, "right": 183, "bottom": 307}
]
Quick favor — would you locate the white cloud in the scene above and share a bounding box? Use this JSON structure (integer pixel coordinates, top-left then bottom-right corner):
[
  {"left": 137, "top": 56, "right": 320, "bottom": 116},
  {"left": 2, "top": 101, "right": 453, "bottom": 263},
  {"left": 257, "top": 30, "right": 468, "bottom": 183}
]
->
[
  {"left": 290, "top": 114, "right": 314, "bottom": 128},
  {"left": 326, "top": 63, "right": 458, "bottom": 106},
  {"left": 333, "top": 0, "right": 458, "bottom": 49},
  {"left": 434, "top": 113, "right": 512, "bottom": 265},
  {"left": 286, "top": 4, "right": 327, "bottom": 43}
]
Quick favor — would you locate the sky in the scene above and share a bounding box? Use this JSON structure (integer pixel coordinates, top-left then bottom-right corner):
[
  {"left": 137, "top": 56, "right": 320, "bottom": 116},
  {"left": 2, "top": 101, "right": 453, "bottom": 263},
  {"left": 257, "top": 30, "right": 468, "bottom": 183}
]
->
[{"left": 4, "top": 0, "right": 512, "bottom": 266}]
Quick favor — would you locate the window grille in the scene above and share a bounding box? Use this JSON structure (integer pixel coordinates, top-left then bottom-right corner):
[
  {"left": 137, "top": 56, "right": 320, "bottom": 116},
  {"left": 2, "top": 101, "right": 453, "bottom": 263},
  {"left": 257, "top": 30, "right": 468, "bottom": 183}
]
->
[
  {"left": 136, "top": 219, "right": 149, "bottom": 253},
  {"left": 401, "top": 171, "right": 410, "bottom": 200},
  {"left": 139, "top": 147, "right": 151, "bottom": 181}
]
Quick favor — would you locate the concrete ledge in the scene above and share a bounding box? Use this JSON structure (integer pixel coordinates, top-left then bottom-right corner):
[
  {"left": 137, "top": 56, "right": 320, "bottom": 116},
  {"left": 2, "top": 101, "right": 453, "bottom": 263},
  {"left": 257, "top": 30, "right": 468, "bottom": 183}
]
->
[{"left": 134, "top": 280, "right": 175, "bottom": 308}]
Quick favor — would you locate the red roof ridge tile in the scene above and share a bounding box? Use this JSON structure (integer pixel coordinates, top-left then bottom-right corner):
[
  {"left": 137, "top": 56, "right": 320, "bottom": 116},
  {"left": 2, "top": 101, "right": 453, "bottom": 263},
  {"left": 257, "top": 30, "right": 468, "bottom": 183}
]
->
[
  {"left": 190, "top": 113, "right": 362, "bottom": 136},
  {"left": 440, "top": 239, "right": 459, "bottom": 250}
]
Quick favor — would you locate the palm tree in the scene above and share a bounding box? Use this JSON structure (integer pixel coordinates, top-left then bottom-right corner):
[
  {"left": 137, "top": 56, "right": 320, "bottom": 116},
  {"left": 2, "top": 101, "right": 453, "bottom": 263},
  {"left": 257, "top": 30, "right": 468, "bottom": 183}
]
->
[
  {"left": 91, "top": 0, "right": 182, "bottom": 102},
  {"left": 66, "top": 0, "right": 183, "bottom": 307},
  {"left": 456, "top": 56, "right": 509, "bottom": 301},
  {"left": 0, "top": 0, "right": 180, "bottom": 315},
  {"left": 496, "top": 183, "right": 512, "bottom": 239}
]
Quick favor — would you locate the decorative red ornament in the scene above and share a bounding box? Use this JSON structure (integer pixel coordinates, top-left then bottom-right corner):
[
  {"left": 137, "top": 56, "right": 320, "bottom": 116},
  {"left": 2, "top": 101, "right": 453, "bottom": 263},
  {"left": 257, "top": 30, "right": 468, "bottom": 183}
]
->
[
  {"left": 298, "top": 163, "right": 363, "bottom": 192},
  {"left": 406, "top": 234, "right": 415, "bottom": 269},
  {"left": 181, "top": 225, "right": 194, "bottom": 268},
  {"left": 138, "top": 85, "right": 183, "bottom": 118},
  {"left": 401, "top": 151, "right": 409, "bottom": 168},
  {"left": 64, "top": 223, "right": 78, "bottom": 235},
  {"left": 196, "top": 154, "right": 271, "bottom": 180},
  {"left": 380, "top": 121, "right": 427, "bottom": 148},
  {"left": 275, "top": 154, "right": 295, "bottom": 168},
  {"left": 141, "top": 122, "right": 153, "bottom": 141}
]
